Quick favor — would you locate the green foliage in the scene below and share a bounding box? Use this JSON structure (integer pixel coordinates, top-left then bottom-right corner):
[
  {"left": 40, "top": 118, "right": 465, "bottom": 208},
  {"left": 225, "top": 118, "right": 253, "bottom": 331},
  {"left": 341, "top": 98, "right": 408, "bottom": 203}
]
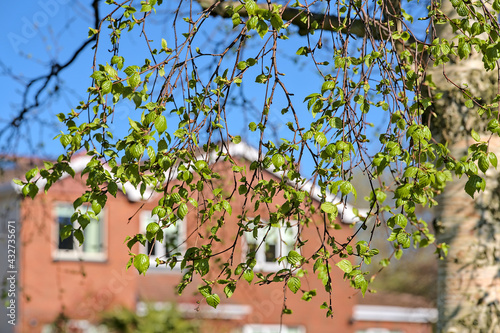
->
[
  {"left": 100, "top": 304, "right": 199, "bottom": 333},
  {"left": 15, "top": 0, "right": 500, "bottom": 319}
]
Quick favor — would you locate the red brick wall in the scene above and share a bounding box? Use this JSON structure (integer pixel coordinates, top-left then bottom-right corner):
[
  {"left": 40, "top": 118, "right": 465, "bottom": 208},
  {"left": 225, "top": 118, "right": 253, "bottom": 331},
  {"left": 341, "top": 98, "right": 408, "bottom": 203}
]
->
[
  {"left": 15, "top": 156, "right": 431, "bottom": 333},
  {"left": 19, "top": 175, "right": 138, "bottom": 332},
  {"left": 138, "top": 157, "right": 358, "bottom": 332}
]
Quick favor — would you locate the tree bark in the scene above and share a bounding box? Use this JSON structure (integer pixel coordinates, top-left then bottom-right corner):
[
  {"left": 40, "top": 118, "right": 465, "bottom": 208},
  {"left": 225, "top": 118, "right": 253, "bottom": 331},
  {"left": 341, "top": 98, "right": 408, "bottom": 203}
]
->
[{"left": 432, "top": 1, "right": 500, "bottom": 331}]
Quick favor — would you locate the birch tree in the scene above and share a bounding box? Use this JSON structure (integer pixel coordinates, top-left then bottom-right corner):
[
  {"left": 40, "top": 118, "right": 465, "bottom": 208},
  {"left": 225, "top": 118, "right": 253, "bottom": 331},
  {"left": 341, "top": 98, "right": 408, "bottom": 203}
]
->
[{"left": 14, "top": 0, "right": 500, "bottom": 331}]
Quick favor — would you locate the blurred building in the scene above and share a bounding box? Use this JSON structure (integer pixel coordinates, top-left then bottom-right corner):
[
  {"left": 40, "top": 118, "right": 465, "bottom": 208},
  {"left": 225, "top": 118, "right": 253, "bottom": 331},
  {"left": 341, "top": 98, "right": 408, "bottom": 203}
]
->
[{"left": 0, "top": 143, "right": 437, "bottom": 332}]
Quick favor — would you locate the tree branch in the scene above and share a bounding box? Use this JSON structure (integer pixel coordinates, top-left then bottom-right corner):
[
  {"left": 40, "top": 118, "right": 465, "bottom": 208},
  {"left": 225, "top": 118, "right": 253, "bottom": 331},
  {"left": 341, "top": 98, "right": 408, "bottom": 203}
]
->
[
  {"left": 195, "top": 0, "right": 389, "bottom": 39},
  {"left": 8, "top": 0, "right": 100, "bottom": 128}
]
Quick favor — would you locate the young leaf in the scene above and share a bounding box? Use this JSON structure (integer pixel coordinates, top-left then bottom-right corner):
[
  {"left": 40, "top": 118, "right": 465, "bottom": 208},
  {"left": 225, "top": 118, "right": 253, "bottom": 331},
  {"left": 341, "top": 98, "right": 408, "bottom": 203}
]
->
[
  {"left": 272, "top": 154, "right": 285, "bottom": 168},
  {"left": 243, "top": 269, "right": 254, "bottom": 283},
  {"left": 336, "top": 259, "right": 353, "bottom": 273},
  {"left": 287, "top": 276, "right": 301, "bottom": 294},
  {"left": 206, "top": 294, "right": 220, "bottom": 308},
  {"left": 155, "top": 115, "right": 167, "bottom": 134},
  {"left": 134, "top": 254, "right": 150, "bottom": 275}
]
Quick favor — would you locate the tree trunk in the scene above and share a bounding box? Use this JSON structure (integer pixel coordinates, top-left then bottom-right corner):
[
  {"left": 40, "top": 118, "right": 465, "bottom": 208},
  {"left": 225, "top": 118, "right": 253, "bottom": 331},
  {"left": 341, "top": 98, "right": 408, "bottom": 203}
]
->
[{"left": 433, "top": 2, "right": 500, "bottom": 331}]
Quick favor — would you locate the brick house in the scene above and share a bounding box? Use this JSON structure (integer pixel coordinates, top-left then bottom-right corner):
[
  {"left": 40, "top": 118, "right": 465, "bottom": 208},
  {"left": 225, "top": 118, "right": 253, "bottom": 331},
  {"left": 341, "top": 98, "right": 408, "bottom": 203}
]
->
[{"left": 0, "top": 143, "right": 436, "bottom": 332}]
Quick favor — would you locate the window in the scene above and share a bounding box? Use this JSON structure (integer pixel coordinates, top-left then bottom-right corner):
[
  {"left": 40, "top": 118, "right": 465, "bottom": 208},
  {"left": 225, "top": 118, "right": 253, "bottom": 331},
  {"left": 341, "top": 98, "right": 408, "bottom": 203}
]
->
[
  {"left": 244, "top": 220, "right": 298, "bottom": 271},
  {"left": 140, "top": 211, "right": 185, "bottom": 269},
  {"left": 242, "top": 324, "right": 305, "bottom": 333},
  {"left": 355, "top": 330, "right": 403, "bottom": 333},
  {"left": 54, "top": 204, "right": 106, "bottom": 261}
]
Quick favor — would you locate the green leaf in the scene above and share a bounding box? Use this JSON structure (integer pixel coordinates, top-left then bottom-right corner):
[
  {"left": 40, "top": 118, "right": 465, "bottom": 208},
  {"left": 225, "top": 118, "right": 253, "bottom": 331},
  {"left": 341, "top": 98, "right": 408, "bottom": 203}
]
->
[
  {"left": 458, "top": 39, "right": 471, "bottom": 59},
  {"left": 478, "top": 156, "right": 489, "bottom": 173},
  {"left": 60, "top": 224, "right": 73, "bottom": 241},
  {"left": 301, "top": 289, "right": 317, "bottom": 301},
  {"left": 336, "top": 259, "right": 352, "bottom": 273},
  {"left": 270, "top": 14, "right": 283, "bottom": 31},
  {"left": 393, "top": 214, "right": 407, "bottom": 228},
  {"left": 124, "top": 66, "right": 140, "bottom": 76},
  {"left": 25, "top": 167, "right": 38, "bottom": 182},
  {"left": 221, "top": 200, "right": 232, "bottom": 215},
  {"left": 489, "top": 152, "right": 498, "bottom": 168},
  {"left": 101, "top": 80, "right": 112, "bottom": 94},
  {"left": 141, "top": 3, "right": 152, "bottom": 12},
  {"left": 245, "top": 0, "right": 257, "bottom": 15},
  {"left": 147, "top": 146, "right": 156, "bottom": 164},
  {"left": 134, "top": 254, "right": 150, "bottom": 275},
  {"left": 198, "top": 285, "right": 212, "bottom": 297},
  {"left": 232, "top": 13, "right": 241, "bottom": 27},
  {"left": 92, "top": 201, "right": 102, "bottom": 215},
  {"left": 397, "top": 231, "right": 411, "bottom": 248},
  {"left": 111, "top": 55, "right": 124, "bottom": 70},
  {"left": 130, "top": 143, "right": 144, "bottom": 159},
  {"left": 272, "top": 154, "right": 285, "bottom": 168},
  {"left": 224, "top": 284, "right": 235, "bottom": 298},
  {"left": 255, "top": 73, "right": 268, "bottom": 83},
  {"left": 243, "top": 269, "right": 254, "bottom": 283},
  {"left": 296, "top": 46, "right": 309, "bottom": 56},
  {"left": 74, "top": 229, "right": 84, "bottom": 246},
  {"left": 238, "top": 185, "right": 247, "bottom": 195},
  {"left": 494, "top": 0, "right": 500, "bottom": 11},
  {"left": 465, "top": 175, "right": 483, "bottom": 198},
  {"left": 320, "top": 202, "right": 338, "bottom": 216},
  {"left": 128, "top": 72, "right": 141, "bottom": 88},
  {"left": 155, "top": 115, "right": 167, "bottom": 134},
  {"left": 206, "top": 294, "right": 220, "bottom": 309},
  {"left": 287, "top": 276, "right": 301, "bottom": 294},
  {"left": 60, "top": 134, "right": 71, "bottom": 148},
  {"left": 321, "top": 81, "right": 336, "bottom": 94},
  {"left": 471, "top": 129, "right": 480, "bottom": 142},
  {"left": 287, "top": 250, "right": 302, "bottom": 267},
  {"left": 146, "top": 222, "right": 160, "bottom": 241},
  {"left": 256, "top": 20, "right": 268, "bottom": 38},
  {"left": 247, "top": 16, "right": 258, "bottom": 30},
  {"left": 315, "top": 132, "right": 327, "bottom": 148},
  {"left": 456, "top": 2, "right": 468, "bottom": 16},
  {"left": 177, "top": 202, "right": 188, "bottom": 219},
  {"left": 88, "top": 27, "right": 98, "bottom": 38},
  {"left": 329, "top": 117, "right": 343, "bottom": 129},
  {"left": 78, "top": 215, "right": 90, "bottom": 229}
]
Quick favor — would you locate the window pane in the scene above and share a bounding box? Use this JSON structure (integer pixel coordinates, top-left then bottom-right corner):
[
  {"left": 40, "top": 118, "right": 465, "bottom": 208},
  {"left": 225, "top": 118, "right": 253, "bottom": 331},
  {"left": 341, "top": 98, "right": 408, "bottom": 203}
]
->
[
  {"left": 287, "top": 328, "right": 302, "bottom": 333},
  {"left": 164, "top": 225, "right": 179, "bottom": 257},
  {"left": 281, "top": 227, "right": 296, "bottom": 255},
  {"left": 147, "top": 240, "right": 156, "bottom": 256},
  {"left": 83, "top": 220, "right": 102, "bottom": 253},
  {"left": 58, "top": 216, "right": 73, "bottom": 250},
  {"left": 247, "top": 243, "right": 257, "bottom": 255},
  {"left": 265, "top": 243, "right": 277, "bottom": 263}
]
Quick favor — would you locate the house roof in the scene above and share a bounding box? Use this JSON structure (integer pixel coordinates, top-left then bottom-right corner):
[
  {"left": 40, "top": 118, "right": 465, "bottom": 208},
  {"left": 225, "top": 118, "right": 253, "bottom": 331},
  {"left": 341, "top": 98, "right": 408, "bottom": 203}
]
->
[{"left": 3, "top": 142, "right": 366, "bottom": 224}]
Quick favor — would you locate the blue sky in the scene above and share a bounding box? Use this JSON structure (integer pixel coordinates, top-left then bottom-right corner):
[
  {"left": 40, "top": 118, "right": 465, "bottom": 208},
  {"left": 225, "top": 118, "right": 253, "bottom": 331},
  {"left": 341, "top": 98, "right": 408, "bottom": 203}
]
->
[{"left": 1, "top": 0, "right": 395, "bottom": 186}]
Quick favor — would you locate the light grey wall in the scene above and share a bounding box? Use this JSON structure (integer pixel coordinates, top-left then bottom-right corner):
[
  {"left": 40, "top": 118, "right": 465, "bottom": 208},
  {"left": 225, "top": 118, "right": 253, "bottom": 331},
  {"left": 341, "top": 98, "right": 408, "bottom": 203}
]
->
[{"left": 0, "top": 193, "right": 21, "bottom": 333}]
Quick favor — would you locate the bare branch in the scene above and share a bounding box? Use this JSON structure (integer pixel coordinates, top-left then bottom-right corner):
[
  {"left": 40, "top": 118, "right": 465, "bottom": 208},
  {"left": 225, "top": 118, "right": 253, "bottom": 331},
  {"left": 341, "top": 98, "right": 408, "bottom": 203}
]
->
[{"left": 6, "top": 0, "right": 101, "bottom": 129}]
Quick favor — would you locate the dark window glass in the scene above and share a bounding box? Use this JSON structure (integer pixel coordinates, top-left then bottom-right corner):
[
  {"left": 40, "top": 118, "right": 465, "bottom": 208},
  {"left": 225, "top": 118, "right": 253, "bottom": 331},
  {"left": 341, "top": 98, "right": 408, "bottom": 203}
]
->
[
  {"left": 147, "top": 241, "right": 156, "bottom": 256},
  {"left": 58, "top": 216, "right": 73, "bottom": 250}
]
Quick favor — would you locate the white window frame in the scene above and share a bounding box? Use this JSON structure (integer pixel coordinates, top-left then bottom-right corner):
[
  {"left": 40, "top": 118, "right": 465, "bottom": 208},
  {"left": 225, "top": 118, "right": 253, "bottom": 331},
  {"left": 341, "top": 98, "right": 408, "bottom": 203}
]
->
[
  {"left": 53, "top": 203, "right": 106, "bottom": 262},
  {"left": 242, "top": 324, "right": 305, "bottom": 333},
  {"left": 243, "top": 220, "right": 299, "bottom": 272},
  {"left": 140, "top": 211, "right": 185, "bottom": 270}
]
